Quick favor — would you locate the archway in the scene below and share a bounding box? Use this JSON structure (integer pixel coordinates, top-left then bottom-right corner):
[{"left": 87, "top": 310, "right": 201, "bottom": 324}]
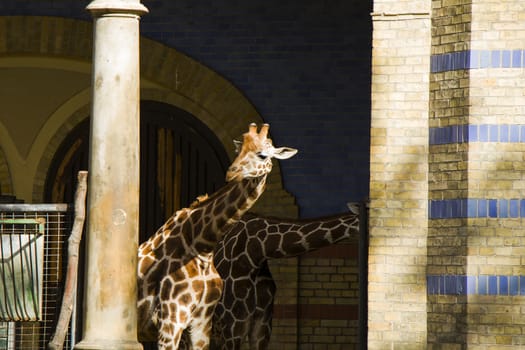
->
[{"left": 44, "top": 100, "right": 231, "bottom": 241}]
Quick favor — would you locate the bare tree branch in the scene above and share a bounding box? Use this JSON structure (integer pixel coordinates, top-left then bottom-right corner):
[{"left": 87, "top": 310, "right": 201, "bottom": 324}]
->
[{"left": 48, "top": 171, "right": 88, "bottom": 350}]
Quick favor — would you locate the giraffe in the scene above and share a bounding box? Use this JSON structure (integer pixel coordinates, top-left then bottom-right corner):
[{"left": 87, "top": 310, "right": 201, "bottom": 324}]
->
[
  {"left": 209, "top": 203, "right": 361, "bottom": 350},
  {"left": 136, "top": 123, "right": 297, "bottom": 350}
]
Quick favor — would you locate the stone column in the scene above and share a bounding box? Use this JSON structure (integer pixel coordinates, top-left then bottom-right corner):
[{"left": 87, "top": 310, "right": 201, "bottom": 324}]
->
[{"left": 75, "top": 1, "right": 147, "bottom": 349}]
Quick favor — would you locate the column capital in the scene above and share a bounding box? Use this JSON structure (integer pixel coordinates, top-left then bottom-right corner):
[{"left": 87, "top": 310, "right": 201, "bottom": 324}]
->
[{"left": 86, "top": 0, "right": 148, "bottom": 17}]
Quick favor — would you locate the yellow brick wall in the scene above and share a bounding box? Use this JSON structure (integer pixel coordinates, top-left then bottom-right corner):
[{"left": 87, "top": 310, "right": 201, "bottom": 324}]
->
[
  {"left": 369, "top": 0, "right": 431, "bottom": 348},
  {"left": 429, "top": 0, "right": 525, "bottom": 348}
]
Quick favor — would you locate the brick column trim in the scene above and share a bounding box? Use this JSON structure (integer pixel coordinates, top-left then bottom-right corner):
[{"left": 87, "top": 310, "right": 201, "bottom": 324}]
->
[{"left": 368, "top": 1, "right": 431, "bottom": 348}]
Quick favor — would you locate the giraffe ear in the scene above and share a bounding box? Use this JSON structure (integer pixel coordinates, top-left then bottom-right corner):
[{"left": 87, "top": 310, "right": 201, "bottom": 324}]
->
[
  {"left": 347, "top": 202, "right": 360, "bottom": 214},
  {"left": 271, "top": 147, "right": 298, "bottom": 159},
  {"left": 233, "top": 139, "right": 243, "bottom": 154}
]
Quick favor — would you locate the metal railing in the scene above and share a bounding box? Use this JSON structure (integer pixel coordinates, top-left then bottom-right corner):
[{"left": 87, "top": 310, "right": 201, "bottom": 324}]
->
[{"left": 0, "top": 204, "right": 74, "bottom": 350}]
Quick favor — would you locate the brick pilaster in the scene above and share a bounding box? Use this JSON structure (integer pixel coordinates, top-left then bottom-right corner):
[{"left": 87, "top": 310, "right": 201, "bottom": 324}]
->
[
  {"left": 369, "top": 1, "right": 431, "bottom": 348},
  {"left": 429, "top": 0, "right": 525, "bottom": 348}
]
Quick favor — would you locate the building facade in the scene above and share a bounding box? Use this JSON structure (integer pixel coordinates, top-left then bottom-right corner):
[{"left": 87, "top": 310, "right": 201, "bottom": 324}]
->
[{"left": 1, "top": 0, "right": 525, "bottom": 349}]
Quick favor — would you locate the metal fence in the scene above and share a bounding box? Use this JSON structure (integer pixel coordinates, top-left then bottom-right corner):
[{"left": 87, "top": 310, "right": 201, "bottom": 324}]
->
[{"left": 0, "top": 204, "right": 74, "bottom": 350}]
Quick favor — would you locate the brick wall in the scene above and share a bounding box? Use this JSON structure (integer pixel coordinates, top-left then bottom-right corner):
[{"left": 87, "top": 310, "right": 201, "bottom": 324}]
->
[
  {"left": 297, "top": 241, "right": 359, "bottom": 349},
  {"left": 368, "top": 0, "right": 430, "bottom": 348},
  {"left": 428, "top": 0, "right": 471, "bottom": 346},
  {"left": 429, "top": 0, "right": 525, "bottom": 348},
  {"left": 267, "top": 239, "right": 360, "bottom": 350},
  {"left": 0, "top": 0, "right": 372, "bottom": 218}
]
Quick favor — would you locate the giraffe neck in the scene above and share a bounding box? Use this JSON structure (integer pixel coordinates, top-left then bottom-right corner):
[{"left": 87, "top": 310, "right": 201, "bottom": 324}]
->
[
  {"left": 237, "top": 212, "right": 359, "bottom": 263},
  {"left": 179, "top": 175, "right": 267, "bottom": 255}
]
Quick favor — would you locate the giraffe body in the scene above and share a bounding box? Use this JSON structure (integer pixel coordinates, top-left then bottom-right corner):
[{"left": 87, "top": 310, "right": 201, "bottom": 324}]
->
[
  {"left": 210, "top": 207, "right": 360, "bottom": 349},
  {"left": 137, "top": 123, "right": 297, "bottom": 349}
]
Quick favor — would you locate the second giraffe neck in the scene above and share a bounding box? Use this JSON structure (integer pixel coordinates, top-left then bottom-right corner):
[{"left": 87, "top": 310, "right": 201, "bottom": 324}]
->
[
  {"left": 239, "top": 212, "right": 359, "bottom": 262},
  {"left": 181, "top": 175, "right": 267, "bottom": 255}
]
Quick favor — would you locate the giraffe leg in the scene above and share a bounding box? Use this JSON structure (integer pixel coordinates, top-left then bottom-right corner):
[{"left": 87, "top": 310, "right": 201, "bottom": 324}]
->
[
  {"left": 249, "top": 265, "right": 276, "bottom": 350},
  {"left": 187, "top": 313, "right": 214, "bottom": 350},
  {"left": 157, "top": 327, "right": 182, "bottom": 350},
  {"left": 156, "top": 304, "right": 186, "bottom": 350},
  {"left": 156, "top": 320, "right": 184, "bottom": 350}
]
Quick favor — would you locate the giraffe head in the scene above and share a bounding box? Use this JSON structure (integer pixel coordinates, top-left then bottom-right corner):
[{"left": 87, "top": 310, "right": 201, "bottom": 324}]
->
[{"left": 226, "top": 123, "right": 297, "bottom": 182}]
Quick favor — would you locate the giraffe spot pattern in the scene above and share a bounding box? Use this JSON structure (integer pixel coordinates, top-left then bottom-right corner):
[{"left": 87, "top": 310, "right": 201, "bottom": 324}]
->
[
  {"left": 137, "top": 124, "right": 296, "bottom": 349},
  {"left": 211, "top": 211, "right": 360, "bottom": 349}
]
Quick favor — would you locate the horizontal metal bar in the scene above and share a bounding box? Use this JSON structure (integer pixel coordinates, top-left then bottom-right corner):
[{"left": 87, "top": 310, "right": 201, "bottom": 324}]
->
[
  {"left": 0, "top": 204, "right": 69, "bottom": 212},
  {"left": 0, "top": 218, "right": 46, "bottom": 235}
]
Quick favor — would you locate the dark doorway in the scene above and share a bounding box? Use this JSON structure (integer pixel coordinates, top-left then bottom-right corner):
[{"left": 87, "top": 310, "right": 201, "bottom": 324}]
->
[{"left": 45, "top": 100, "right": 230, "bottom": 240}]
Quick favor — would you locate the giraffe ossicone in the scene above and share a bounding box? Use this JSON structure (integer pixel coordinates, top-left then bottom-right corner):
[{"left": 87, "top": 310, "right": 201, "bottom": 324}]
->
[{"left": 136, "top": 123, "right": 297, "bottom": 350}]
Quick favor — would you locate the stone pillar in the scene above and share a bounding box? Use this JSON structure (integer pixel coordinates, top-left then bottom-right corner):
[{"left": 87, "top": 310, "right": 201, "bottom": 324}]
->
[
  {"left": 75, "top": 1, "right": 147, "bottom": 349},
  {"left": 368, "top": 0, "right": 431, "bottom": 348}
]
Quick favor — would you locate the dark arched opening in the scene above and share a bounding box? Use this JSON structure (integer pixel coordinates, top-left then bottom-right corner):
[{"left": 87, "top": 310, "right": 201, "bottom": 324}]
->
[{"left": 44, "top": 100, "right": 230, "bottom": 241}]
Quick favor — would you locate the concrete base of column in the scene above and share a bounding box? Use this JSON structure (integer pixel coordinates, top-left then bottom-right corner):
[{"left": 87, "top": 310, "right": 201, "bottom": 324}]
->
[{"left": 74, "top": 340, "right": 143, "bottom": 350}]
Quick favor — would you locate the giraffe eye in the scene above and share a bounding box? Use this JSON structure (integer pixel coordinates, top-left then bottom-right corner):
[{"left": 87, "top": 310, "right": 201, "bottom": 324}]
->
[{"left": 256, "top": 152, "right": 268, "bottom": 160}]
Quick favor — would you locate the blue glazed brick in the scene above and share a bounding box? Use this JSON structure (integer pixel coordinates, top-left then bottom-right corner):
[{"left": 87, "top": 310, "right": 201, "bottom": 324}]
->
[
  {"left": 444, "top": 53, "right": 452, "bottom": 71},
  {"left": 429, "top": 200, "right": 438, "bottom": 219},
  {"left": 489, "top": 124, "right": 499, "bottom": 142},
  {"left": 430, "top": 55, "right": 438, "bottom": 73},
  {"left": 500, "top": 125, "right": 509, "bottom": 142},
  {"left": 457, "top": 275, "right": 466, "bottom": 295},
  {"left": 488, "top": 276, "right": 498, "bottom": 295},
  {"left": 479, "top": 124, "right": 488, "bottom": 142},
  {"left": 510, "top": 276, "right": 519, "bottom": 296},
  {"left": 467, "top": 276, "right": 476, "bottom": 295},
  {"left": 478, "top": 199, "right": 487, "bottom": 217},
  {"left": 437, "top": 201, "right": 445, "bottom": 219},
  {"left": 445, "top": 275, "right": 457, "bottom": 294},
  {"left": 428, "top": 275, "right": 525, "bottom": 296},
  {"left": 457, "top": 52, "right": 466, "bottom": 70},
  {"left": 431, "top": 276, "right": 439, "bottom": 294},
  {"left": 478, "top": 275, "right": 488, "bottom": 295},
  {"left": 468, "top": 124, "right": 478, "bottom": 142},
  {"left": 521, "top": 200, "right": 525, "bottom": 218},
  {"left": 512, "top": 50, "right": 522, "bottom": 68},
  {"left": 469, "top": 50, "right": 479, "bottom": 69},
  {"left": 449, "top": 125, "right": 459, "bottom": 143},
  {"left": 480, "top": 50, "right": 490, "bottom": 68},
  {"left": 510, "top": 125, "right": 520, "bottom": 142},
  {"left": 427, "top": 276, "right": 434, "bottom": 294},
  {"left": 444, "top": 127, "right": 452, "bottom": 144},
  {"left": 452, "top": 52, "right": 460, "bottom": 70},
  {"left": 489, "top": 200, "right": 498, "bottom": 218},
  {"left": 500, "top": 276, "right": 509, "bottom": 295},
  {"left": 491, "top": 50, "right": 501, "bottom": 68},
  {"left": 445, "top": 276, "right": 460, "bottom": 295},
  {"left": 500, "top": 199, "right": 508, "bottom": 218},
  {"left": 429, "top": 128, "right": 436, "bottom": 144},
  {"left": 502, "top": 50, "right": 511, "bottom": 68},
  {"left": 446, "top": 200, "right": 454, "bottom": 218},
  {"left": 467, "top": 199, "right": 477, "bottom": 218},
  {"left": 460, "top": 124, "right": 468, "bottom": 143},
  {"left": 460, "top": 199, "right": 468, "bottom": 217},
  {"left": 521, "top": 125, "right": 525, "bottom": 142},
  {"left": 510, "top": 199, "right": 519, "bottom": 218}
]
